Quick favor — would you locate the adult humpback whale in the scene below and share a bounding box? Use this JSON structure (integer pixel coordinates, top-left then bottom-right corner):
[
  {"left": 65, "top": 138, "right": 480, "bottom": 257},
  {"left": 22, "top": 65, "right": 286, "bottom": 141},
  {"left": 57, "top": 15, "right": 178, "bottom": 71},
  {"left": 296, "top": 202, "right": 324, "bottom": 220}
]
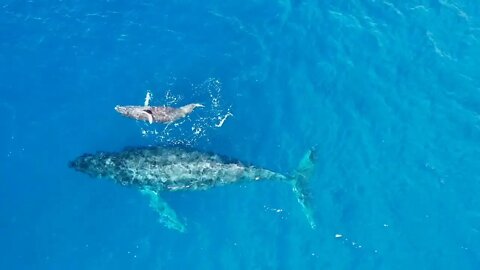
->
[
  {"left": 114, "top": 103, "right": 204, "bottom": 124},
  {"left": 69, "top": 146, "right": 318, "bottom": 232}
]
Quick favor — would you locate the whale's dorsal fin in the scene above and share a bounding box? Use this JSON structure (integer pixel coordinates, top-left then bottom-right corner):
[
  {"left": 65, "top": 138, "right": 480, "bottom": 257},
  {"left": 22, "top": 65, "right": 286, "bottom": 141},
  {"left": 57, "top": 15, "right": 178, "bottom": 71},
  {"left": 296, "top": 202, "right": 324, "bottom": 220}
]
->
[
  {"left": 141, "top": 109, "right": 153, "bottom": 124},
  {"left": 140, "top": 188, "right": 186, "bottom": 232}
]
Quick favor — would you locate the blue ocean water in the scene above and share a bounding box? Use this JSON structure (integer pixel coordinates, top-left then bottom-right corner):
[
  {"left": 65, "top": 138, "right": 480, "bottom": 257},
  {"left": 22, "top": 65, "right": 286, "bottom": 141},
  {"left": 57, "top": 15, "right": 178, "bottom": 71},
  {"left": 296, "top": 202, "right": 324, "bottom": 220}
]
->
[{"left": 1, "top": 0, "right": 480, "bottom": 269}]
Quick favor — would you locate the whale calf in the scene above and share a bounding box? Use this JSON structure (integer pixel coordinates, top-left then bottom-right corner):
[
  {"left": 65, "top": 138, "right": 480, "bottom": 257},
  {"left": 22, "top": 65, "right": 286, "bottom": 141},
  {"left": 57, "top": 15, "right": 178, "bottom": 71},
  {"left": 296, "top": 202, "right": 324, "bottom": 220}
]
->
[
  {"left": 69, "top": 146, "right": 318, "bottom": 232},
  {"left": 114, "top": 103, "right": 204, "bottom": 124}
]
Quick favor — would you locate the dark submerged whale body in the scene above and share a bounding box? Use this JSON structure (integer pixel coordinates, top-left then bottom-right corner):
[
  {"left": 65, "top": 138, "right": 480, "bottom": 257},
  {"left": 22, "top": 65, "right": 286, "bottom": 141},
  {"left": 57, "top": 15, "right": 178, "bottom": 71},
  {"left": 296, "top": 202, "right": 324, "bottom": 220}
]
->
[{"left": 69, "top": 145, "right": 317, "bottom": 232}]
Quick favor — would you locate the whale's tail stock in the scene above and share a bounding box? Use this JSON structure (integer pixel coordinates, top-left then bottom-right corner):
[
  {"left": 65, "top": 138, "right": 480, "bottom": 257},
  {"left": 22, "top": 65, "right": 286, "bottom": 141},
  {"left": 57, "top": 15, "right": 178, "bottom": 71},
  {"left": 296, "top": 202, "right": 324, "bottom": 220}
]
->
[{"left": 291, "top": 146, "right": 319, "bottom": 229}]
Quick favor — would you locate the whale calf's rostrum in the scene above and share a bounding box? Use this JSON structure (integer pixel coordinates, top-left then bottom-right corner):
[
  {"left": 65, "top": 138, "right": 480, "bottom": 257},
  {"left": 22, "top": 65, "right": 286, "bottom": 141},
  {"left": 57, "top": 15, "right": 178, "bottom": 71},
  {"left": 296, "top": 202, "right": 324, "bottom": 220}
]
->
[{"left": 69, "top": 145, "right": 318, "bottom": 231}]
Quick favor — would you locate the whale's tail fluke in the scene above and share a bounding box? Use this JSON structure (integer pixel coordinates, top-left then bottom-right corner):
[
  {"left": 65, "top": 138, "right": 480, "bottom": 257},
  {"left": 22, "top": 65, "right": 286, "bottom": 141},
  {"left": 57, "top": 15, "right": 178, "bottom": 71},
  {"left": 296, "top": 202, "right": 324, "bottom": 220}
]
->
[{"left": 291, "top": 147, "right": 318, "bottom": 229}]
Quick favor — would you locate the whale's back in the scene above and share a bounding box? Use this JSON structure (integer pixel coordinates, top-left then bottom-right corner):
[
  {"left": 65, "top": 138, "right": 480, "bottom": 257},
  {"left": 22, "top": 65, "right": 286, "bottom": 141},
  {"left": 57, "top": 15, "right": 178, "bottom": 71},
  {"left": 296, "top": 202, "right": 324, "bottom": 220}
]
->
[{"left": 70, "top": 146, "right": 286, "bottom": 191}]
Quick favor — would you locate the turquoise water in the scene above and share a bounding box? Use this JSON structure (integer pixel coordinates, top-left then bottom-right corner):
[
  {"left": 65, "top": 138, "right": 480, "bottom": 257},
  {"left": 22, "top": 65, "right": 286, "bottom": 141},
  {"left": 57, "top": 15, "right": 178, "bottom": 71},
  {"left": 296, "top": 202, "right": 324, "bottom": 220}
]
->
[{"left": 1, "top": 1, "right": 480, "bottom": 269}]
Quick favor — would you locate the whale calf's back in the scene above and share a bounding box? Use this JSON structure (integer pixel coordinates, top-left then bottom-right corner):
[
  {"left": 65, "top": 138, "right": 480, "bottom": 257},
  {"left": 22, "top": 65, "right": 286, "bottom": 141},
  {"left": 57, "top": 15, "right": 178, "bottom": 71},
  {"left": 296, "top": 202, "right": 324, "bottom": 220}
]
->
[{"left": 114, "top": 103, "right": 204, "bottom": 124}]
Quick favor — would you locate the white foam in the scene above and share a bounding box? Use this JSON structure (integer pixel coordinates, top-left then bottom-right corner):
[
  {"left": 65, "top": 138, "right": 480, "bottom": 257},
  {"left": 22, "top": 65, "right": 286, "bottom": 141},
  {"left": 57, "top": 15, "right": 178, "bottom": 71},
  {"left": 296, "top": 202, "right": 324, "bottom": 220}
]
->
[{"left": 215, "top": 112, "right": 233, "bottom": 127}]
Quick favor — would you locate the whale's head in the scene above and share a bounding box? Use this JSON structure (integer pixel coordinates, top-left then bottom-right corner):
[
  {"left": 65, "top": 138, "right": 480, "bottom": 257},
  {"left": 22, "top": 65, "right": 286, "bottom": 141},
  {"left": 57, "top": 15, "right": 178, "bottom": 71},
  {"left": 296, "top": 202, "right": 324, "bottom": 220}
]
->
[{"left": 69, "top": 152, "right": 115, "bottom": 178}]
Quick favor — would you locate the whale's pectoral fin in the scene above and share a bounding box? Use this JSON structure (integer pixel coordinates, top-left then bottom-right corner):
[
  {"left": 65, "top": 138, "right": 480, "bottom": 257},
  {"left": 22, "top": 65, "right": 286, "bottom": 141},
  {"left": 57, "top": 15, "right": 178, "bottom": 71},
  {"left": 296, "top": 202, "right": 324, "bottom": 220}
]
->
[
  {"left": 141, "top": 110, "right": 154, "bottom": 124},
  {"left": 140, "top": 188, "right": 186, "bottom": 232},
  {"left": 291, "top": 146, "right": 318, "bottom": 229}
]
